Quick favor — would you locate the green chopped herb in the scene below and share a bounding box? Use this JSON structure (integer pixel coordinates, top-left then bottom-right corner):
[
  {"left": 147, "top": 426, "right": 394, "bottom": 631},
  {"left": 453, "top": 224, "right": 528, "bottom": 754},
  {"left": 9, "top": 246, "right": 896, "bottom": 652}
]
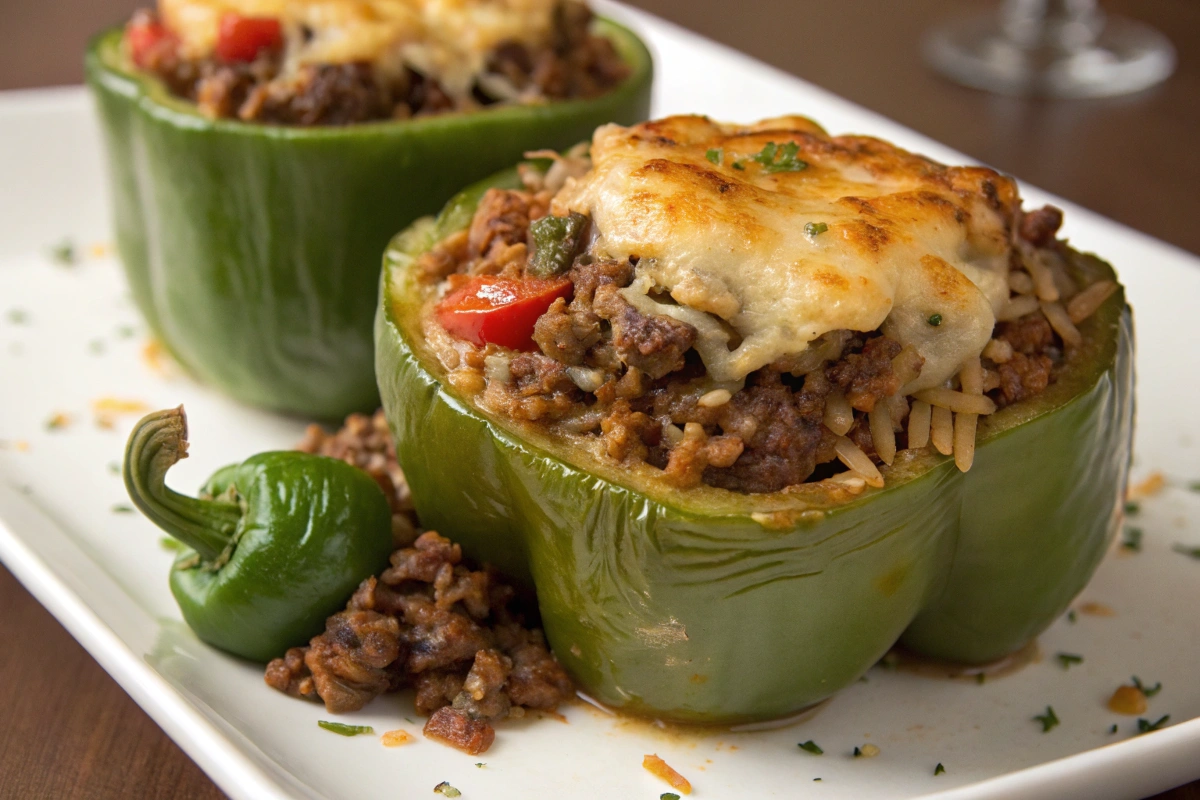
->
[
  {"left": 1067, "top": 610, "right": 1077, "bottom": 624},
  {"left": 49, "top": 239, "right": 77, "bottom": 265},
  {"left": 853, "top": 746, "right": 862, "bottom": 757},
  {"left": 89, "top": 339, "right": 106, "bottom": 356},
  {"left": 798, "top": 740, "right": 824, "bottom": 755},
  {"left": 404, "top": 717, "right": 415, "bottom": 724},
  {"left": 111, "top": 504, "right": 134, "bottom": 514},
  {"left": 1188, "top": 481, "right": 1200, "bottom": 493},
  {"left": 927, "top": 313, "right": 943, "bottom": 327},
  {"left": 317, "top": 720, "right": 375, "bottom": 737},
  {"left": 813, "top": 778, "right": 822, "bottom": 782},
  {"left": 6, "top": 309, "right": 28, "bottom": 324},
  {"left": 160, "top": 537, "right": 185, "bottom": 552},
  {"left": 475, "top": 763, "right": 486, "bottom": 768},
  {"left": 804, "top": 222, "right": 829, "bottom": 237},
  {"left": 705, "top": 148, "right": 722, "bottom": 165},
  {"left": 1132, "top": 676, "right": 1162, "bottom": 697},
  {"left": 732, "top": 161, "right": 746, "bottom": 171},
  {"left": 433, "top": 782, "right": 461, "bottom": 797},
  {"left": 661, "top": 794, "right": 681, "bottom": 800},
  {"left": 1109, "top": 724, "right": 1119, "bottom": 734},
  {"left": 934, "top": 763, "right": 946, "bottom": 776},
  {"left": 1033, "top": 705, "right": 1059, "bottom": 733},
  {"left": 108, "top": 461, "right": 121, "bottom": 474},
  {"left": 1056, "top": 652, "right": 1083, "bottom": 669},
  {"left": 1121, "top": 527, "right": 1143, "bottom": 552},
  {"left": 117, "top": 325, "right": 137, "bottom": 339},
  {"left": 1136, "top": 715, "right": 1170, "bottom": 734},
  {"left": 1172, "top": 543, "right": 1200, "bottom": 560},
  {"left": 975, "top": 673, "right": 986, "bottom": 685},
  {"left": 750, "top": 140, "right": 808, "bottom": 173},
  {"left": 45, "top": 414, "right": 69, "bottom": 431},
  {"left": 1124, "top": 501, "right": 1140, "bottom": 515}
]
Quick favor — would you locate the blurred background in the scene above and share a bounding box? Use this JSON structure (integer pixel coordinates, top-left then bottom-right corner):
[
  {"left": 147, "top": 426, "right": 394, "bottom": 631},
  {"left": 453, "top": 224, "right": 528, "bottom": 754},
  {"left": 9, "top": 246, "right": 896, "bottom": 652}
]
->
[
  {"left": 3, "top": 0, "right": 1197, "bottom": 256},
  {"left": 0, "top": 1, "right": 1197, "bottom": 798}
]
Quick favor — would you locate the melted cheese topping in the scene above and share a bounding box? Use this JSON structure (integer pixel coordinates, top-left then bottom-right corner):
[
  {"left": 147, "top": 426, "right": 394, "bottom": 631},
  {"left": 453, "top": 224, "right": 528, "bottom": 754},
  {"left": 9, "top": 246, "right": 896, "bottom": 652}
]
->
[
  {"left": 159, "top": 0, "right": 558, "bottom": 98},
  {"left": 551, "top": 116, "right": 1020, "bottom": 391}
]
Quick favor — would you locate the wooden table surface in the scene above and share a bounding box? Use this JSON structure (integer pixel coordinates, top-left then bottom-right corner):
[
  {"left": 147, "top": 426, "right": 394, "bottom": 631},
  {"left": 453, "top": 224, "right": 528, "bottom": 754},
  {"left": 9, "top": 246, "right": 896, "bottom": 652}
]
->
[{"left": 0, "top": 1, "right": 1197, "bottom": 798}]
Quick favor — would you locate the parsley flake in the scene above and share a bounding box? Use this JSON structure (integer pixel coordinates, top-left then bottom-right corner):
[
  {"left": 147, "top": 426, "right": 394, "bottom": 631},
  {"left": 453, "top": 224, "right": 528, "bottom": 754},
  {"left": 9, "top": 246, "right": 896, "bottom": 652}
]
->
[
  {"left": 433, "top": 782, "right": 461, "bottom": 797},
  {"left": 661, "top": 794, "right": 681, "bottom": 800},
  {"left": 928, "top": 313, "right": 943, "bottom": 327},
  {"left": 1188, "top": 481, "right": 1200, "bottom": 493},
  {"left": 804, "top": 222, "right": 829, "bottom": 237},
  {"left": 705, "top": 148, "right": 723, "bottom": 165},
  {"left": 1136, "top": 715, "right": 1170, "bottom": 734},
  {"left": 49, "top": 239, "right": 77, "bottom": 265},
  {"left": 853, "top": 746, "right": 862, "bottom": 757},
  {"left": 1034, "top": 705, "right": 1060, "bottom": 733},
  {"left": 1124, "top": 501, "right": 1140, "bottom": 515},
  {"left": 117, "top": 325, "right": 137, "bottom": 339},
  {"left": 107, "top": 461, "right": 121, "bottom": 474},
  {"left": 934, "top": 763, "right": 946, "bottom": 776},
  {"left": 976, "top": 673, "right": 986, "bottom": 685},
  {"left": 732, "top": 161, "right": 746, "bottom": 171},
  {"left": 1172, "top": 543, "right": 1200, "bottom": 560},
  {"left": 111, "top": 504, "right": 134, "bottom": 514},
  {"left": 1121, "top": 527, "right": 1143, "bottom": 552},
  {"left": 1132, "top": 676, "right": 1162, "bottom": 697},
  {"left": 1067, "top": 610, "right": 1077, "bottom": 624},
  {"left": 160, "top": 537, "right": 185, "bottom": 552},
  {"left": 475, "top": 763, "right": 486, "bottom": 768},
  {"left": 798, "top": 740, "right": 824, "bottom": 755},
  {"left": 317, "top": 720, "right": 374, "bottom": 737},
  {"left": 89, "top": 339, "right": 106, "bottom": 356},
  {"left": 1056, "top": 652, "right": 1083, "bottom": 669},
  {"left": 6, "top": 309, "right": 28, "bottom": 325},
  {"left": 1109, "top": 724, "right": 1118, "bottom": 734},
  {"left": 750, "top": 141, "right": 808, "bottom": 173}
]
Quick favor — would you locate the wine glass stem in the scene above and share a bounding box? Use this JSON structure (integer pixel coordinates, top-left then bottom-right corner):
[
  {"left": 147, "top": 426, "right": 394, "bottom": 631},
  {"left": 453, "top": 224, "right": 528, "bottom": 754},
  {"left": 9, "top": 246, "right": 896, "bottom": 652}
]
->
[{"left": 1001, "top": 0, "right": 1103, "bottom": 49}]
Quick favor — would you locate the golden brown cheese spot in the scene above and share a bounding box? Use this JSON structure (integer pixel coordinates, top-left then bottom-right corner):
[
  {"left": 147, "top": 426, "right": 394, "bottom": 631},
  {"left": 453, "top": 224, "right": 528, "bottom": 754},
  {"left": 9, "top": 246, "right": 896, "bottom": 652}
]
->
[
  {"left": 552, "top": 115, "right": 1020, "bottom": 387},
  {"left": 158, "top": 0, "right": 558, "bottom": 98}
]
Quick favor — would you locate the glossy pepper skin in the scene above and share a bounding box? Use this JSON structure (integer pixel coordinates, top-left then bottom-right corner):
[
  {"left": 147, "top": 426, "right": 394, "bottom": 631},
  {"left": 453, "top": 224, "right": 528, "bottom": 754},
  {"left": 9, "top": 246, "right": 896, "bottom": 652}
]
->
[
  {"left": 374, "top": 168, "right": 1134, "bottom": 724},
  {"left": 84, "top": 22, "right": 652, "bottom": 420},
  {"left": 123, "top": 407, "right": 394, "bottom": 662}
]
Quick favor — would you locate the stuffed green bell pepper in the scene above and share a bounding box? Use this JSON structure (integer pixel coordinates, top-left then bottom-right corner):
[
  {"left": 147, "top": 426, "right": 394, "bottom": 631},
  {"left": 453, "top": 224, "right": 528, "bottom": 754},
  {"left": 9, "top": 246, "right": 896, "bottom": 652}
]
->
[
  {"left": 374, "top": 115, "right": 1134, "bottom": 724},
  {"left": 85, "top": 0, "right": 652, "bottom": 420}
]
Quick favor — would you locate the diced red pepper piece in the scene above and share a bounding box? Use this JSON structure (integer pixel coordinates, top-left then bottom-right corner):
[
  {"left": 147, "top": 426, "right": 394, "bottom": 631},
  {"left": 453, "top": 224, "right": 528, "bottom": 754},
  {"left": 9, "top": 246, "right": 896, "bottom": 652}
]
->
[
  {"left": 436, "top": 275, "right": 572, "bottom": 351},
  {"left": 216, "top": 13, "right": 283, "bottom": 63},
  {"left": 125, "top": 13, "right": 177, "bottom": 69}
]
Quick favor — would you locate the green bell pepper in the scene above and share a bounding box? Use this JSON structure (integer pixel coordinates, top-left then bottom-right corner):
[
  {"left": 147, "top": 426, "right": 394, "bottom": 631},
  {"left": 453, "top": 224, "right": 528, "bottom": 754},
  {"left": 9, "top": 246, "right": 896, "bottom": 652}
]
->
[
  {"left": 374, "top": 167, "right": 1134, "bottom": 724},
  {"left": 85, "top": 21, "right": 652, "bottom": 420},
  {"left": 123, "top": 406, "right": 394, "bottom": 661}
]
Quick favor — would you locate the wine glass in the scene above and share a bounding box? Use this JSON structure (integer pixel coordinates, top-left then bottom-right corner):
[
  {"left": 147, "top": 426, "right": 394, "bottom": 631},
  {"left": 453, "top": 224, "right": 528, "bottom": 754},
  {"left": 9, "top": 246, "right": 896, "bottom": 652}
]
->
[{"left": 923, "top": 0, "right": 1176, "bottom": 97}]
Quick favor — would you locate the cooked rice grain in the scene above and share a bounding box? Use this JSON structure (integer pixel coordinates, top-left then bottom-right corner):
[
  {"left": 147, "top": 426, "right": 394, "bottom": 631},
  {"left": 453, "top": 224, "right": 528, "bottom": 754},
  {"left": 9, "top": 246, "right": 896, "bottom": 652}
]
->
[
  {"left": 930, "top": 406, "right": 954, "bottom": 456},
  {"left": 1040, "top": 301, "right": 1083, "bottom": 348},
  {"left": 1067, "top": 280, "right": 1117, "bottom": 324},
  {"left": 912, "top": 387, "right": 996, "bottom": 415},
  {"left": 823, "top": 392, "right": 854, "bottom": 436},
  {"left": 869, "top": 401, "right": 896, "bottom": 466},
  {"left": 908, "top": 400, "right": 932, "bottom": 449},
  {"left": 834, "top": 435, "right": 885, "bottom": 488}
]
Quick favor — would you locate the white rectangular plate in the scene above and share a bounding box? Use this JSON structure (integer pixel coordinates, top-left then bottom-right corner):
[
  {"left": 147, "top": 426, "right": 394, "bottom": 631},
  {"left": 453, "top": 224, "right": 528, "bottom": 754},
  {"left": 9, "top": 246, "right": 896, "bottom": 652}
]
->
[{"left": 1, "top": 5, "right": 1199, "bottom": 799}]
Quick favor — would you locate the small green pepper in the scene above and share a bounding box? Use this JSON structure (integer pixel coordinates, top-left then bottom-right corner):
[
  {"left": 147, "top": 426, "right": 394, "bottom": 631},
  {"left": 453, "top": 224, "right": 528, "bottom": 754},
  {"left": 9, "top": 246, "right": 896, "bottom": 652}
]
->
[
  {"left": 529, "top": 211, "right": 589, "bottom": 278},
  {"left": 123, "top": 406, "right": 393, "bottom": 661}
]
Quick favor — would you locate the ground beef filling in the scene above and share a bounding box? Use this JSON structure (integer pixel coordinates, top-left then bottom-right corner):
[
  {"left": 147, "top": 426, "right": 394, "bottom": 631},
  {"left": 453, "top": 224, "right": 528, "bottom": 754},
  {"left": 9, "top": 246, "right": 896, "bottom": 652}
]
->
[
  {"left": 422, "top": 194, "right": 1074, "bottom": 493},
  {"left": 267, "top": 412, "right": 573, "bottom": 754},
  {"left": 129, "top": 3, "right": 629, "bottom": 124}
]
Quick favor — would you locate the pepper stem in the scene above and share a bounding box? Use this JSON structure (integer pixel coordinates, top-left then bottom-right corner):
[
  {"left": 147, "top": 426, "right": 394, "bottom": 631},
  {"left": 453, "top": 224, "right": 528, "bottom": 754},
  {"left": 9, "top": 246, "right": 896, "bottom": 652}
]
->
[{"left": 123, "top": 406, "right": 242, "bottom": 563}]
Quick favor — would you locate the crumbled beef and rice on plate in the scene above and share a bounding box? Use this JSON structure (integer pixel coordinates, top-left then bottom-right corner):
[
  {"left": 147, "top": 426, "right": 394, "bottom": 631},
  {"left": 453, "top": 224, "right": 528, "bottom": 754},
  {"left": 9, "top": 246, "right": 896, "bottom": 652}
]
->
[
  {"left": 123, "top": 0, "right": 630, "bottom": 124},
  {"left": 416, "top": 115, "right": 1119, "bottom": 494}
]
